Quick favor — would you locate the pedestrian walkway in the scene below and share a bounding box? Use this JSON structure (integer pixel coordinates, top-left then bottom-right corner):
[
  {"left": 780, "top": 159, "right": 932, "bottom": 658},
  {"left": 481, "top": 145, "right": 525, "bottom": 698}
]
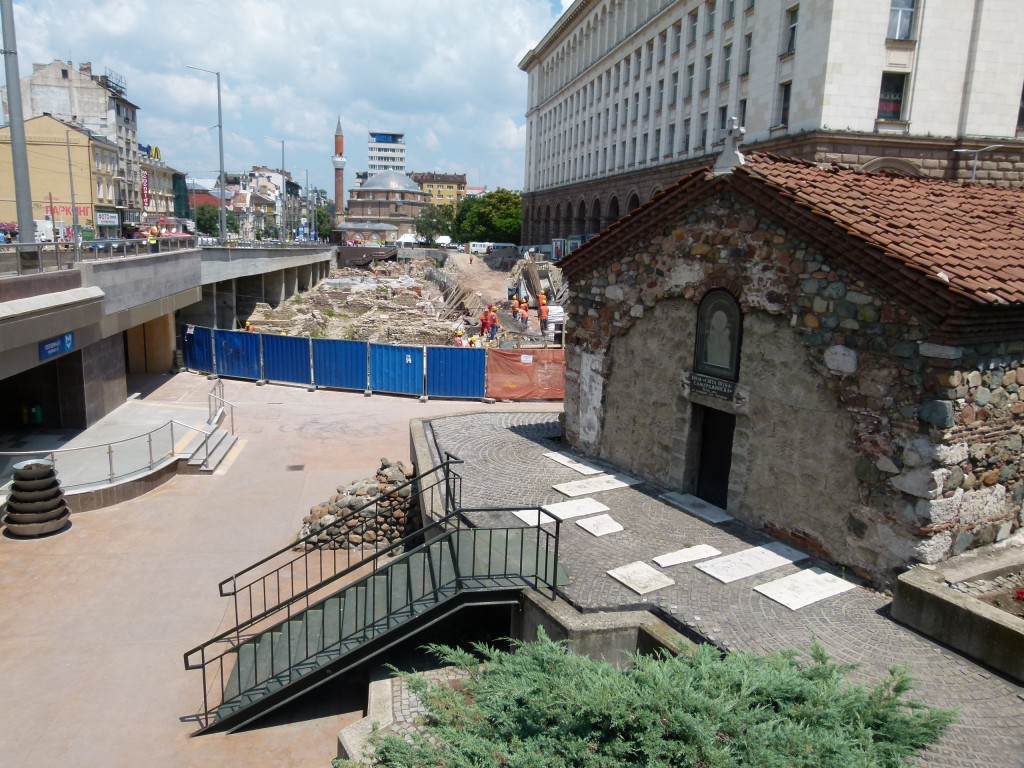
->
[{"left": 424, "top": 411, "right": 1024, "bottom": 768}]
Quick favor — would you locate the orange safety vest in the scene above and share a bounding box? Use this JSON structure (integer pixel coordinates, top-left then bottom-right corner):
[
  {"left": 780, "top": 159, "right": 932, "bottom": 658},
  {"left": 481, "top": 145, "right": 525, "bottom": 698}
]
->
[
  {"left": 489, "top": 311, "right": 499, "bottom": 327},
  {"left": 512, "top": 299, "right": 520, "bottom": 312},
  {"left": 520, "top": 305, "right": 529, "bottom": 319},
  {"left": 538, "top": 304, "right": 549, "bottom": 320},
  {"left": 480, "top": 311, "right": 491, "bottom": 329}
]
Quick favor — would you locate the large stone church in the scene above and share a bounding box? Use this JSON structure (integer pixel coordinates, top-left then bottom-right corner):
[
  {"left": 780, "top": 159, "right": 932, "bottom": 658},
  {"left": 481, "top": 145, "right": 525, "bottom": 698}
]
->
[{"left": 558, "top": 152, "right": 1024, "bottom": 583}]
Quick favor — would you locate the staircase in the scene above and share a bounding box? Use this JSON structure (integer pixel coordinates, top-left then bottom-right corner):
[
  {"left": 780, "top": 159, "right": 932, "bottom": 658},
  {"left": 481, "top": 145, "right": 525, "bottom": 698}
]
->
[
  {"left": 182, "top": 425, "right": 237, "bottom": 473},
  {"left": 184, "top": 457, "right": 564, "bottom": 734}
]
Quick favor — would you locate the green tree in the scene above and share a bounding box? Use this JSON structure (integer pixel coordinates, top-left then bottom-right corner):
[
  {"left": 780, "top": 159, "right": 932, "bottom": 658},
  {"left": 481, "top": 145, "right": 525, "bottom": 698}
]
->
[
  {"left": 479, "top": 187, "right": 522, "bottom": 243},
  {"left": 414, "top": 204, "right": 455, "bottom": 244},
  {"left": 314, "top": 206, "right": 333, "bottom": 238},
  {"left": 195, "top": 204, "right": 219, "bottom": 235},
  {"left": 340, "top": 631, "right": 955, "bottom": 768},
  {"left": 452, "top": 195, "right": 487, "bottom": 242}
]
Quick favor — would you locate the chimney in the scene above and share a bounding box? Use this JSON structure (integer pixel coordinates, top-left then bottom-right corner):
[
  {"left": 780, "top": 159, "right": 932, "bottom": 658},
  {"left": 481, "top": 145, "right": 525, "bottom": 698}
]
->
[{"left": 80, "top": 62, "right": 92, "bottom": 76}]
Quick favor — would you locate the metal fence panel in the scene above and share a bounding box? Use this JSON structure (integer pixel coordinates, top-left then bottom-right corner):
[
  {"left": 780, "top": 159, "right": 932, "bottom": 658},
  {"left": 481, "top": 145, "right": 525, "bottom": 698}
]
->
[
  {"left": 182, "top": 325, "right": 213, "bottom": 373},
  {"left": 215, "top": 330, "right": 261, "bottom": 380},
  {"left": 312, "top": 338, "right": 368, "bottom": 391},
  {"left": 369, "top": 344, "right": 423, "bottom": 396},
  {"left": 426, "top": 347, "right": 486, "bottom": 399},
  {"left": 262, "top": 334, "right": 312, "bottom": 385}
]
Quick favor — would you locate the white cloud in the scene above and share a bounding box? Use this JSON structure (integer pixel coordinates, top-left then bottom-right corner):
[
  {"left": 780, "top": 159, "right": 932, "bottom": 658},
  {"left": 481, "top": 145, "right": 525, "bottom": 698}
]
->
[{"left": 10, "top": 0, "right": 560, "bottom": 195}]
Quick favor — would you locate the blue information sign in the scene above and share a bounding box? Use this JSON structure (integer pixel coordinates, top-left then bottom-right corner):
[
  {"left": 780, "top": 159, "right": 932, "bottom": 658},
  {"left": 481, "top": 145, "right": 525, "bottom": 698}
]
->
[{"left": 39, "top": 332, "right": 74, "bottom": 361}]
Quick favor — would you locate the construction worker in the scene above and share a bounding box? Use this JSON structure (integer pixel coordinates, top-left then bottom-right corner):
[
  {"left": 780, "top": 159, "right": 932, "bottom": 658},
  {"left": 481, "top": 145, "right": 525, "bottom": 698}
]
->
[
  {"left": 453, "top": 330, "right": 466, "bottom": 347},
  {"left": 488, "top": 308, "right": 500, "bottom": 341},
  {"left": 245, "top": 321, "right": 255, "bottom": 333},
  {"left": 479, "top": 307, "right": 491, "bottom": 338},
  {"left": 468, "top": 251, "right": 474, "bottom": 264},
  {"left": 511, "top": 296, "right": 520, "bottom": 320},
  {"left": 520, "top": 302, "right": 530, "bottom": 329},
  {"left": 468, "top": 335, "right": 479, "bottom": 347},
  {"left": 538, "top": 298, "right": 549, "bottom": 333}
]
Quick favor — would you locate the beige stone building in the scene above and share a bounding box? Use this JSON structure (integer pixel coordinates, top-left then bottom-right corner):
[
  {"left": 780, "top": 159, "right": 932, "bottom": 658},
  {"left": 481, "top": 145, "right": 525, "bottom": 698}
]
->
[
  {"left": 0, "top": 114, "right": 119, "bottom": 239},
  {"left": 519, "top": 0, "right": 1024, "bottom": 244}
]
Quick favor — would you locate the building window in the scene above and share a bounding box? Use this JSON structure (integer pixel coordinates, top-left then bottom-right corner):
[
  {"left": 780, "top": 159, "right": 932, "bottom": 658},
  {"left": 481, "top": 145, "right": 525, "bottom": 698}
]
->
[
  {"left": 641, "top": 133, "right": 649, "bottom": 162},
  {"left": 695, "top": 290, "right": 743, "bottom": 380},
  {"left": 61, "top": 68, "right": 69, "bottom": 79},
  {"left": 777, "top": 82, "right": 792, "bottom": 125},
  {"left": 688, "top": 10, "right": 699, "bottom": 44},
  {"left": 670, "top": 72, "right": 679, "bottom": 105},
  {"left": 656, "top": 79, "right": 664, "bottom": 111},
  {"left": 613, "top": 102, "right": 619, "bottom": 125},
  {"left": 702, "top": 54, "right": 713, "bottom": 90},
  {"left": 725, "top": 0, "right": 736, "bottom": 21},
  {"left": 877, "top": 72, "right": 907, "bottom": 120},
  {"left": 659, "top": 31, "right": 668, "bottom": 62},
  {"left": 719, "top": 106, "right": 729, "bottom": 134},
  {"left": 644, "top": 86, "right": 652, "bottom": 115},
  {"left": 630, "top": 137, "right": 637, "bottom": 164},
  {"left": 699, "top": 112, "right": 708, "bottom": 147},
  {"left": 785, "top": 6, "right": 799, "bottom": 54},
  {"left": 634, "top": 48, "right": 642, "bottom": 78},
  {"left": 610, "top": 143, "right": 616, "bottom": 168},
  {"left": 623, "top": 57, "right": 630, "bottom": 81},
  {"left": 667, "top": 123, "right": 676, "bottom": 156},
  {"left": 888, "top": 0, "right": 915, "bottom": 40},
  {"left": 739, "top": 98, "right": 747, "bottom": 127},
  {"left": 1018, "top": 83, "right": 1024, "bottom": 131},
  {"left": 743, "top": 33, "right": 753, "bottom": 74},
  {"left": 633, "top": 92, "right": 640, "bottom": 120},
  {"left": 646, "top": 40, "right": 654, "bottom": 70},
  {"left": 686, "top": 63, "right": 695, "bottom": 98},
  {"left": 683, "top": 118, "right": 691, "bottom": 151},
  {"left": 672, "top": 22, "right": 682, "bottom": 54},
  {"left": 653, "top": 129, "right": 661, "bottom": 160},
  {"left": 722, "top": 44, "right": 732, "bottom": 81},
  {"left": 622, "top": 98, "right": 628, "bottom": 124},
  {"left": 706, "top": 0, "right": 717, "bottom": 33}
]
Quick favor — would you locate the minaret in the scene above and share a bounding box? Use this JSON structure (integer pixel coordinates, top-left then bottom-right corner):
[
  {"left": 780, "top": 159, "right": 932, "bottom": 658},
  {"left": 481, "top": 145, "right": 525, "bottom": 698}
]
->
[{"left": 332, "top": 117, "right": 347, "bottom": 225}]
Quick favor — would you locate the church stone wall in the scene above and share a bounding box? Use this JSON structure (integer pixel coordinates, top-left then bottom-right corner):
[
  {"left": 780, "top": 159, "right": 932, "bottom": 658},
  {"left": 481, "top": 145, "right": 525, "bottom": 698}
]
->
[{"left": 564, "top": 191, "right": 1023, "bottom": 583}]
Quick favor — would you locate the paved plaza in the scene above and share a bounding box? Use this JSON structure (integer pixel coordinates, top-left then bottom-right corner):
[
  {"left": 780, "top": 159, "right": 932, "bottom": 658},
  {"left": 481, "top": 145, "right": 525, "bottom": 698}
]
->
[
  {"left": 426, "top": 411, "right": 1024, "bottom": 768},
  {"left": 1, "top": 380, "right": 1021, "bottom": 768}
]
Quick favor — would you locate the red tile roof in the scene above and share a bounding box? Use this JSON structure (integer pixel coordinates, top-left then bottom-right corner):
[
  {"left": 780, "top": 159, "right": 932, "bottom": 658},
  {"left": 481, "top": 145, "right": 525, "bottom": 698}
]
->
[{"left": 735, "top": 154, "right": 1024, "bottom": 306}]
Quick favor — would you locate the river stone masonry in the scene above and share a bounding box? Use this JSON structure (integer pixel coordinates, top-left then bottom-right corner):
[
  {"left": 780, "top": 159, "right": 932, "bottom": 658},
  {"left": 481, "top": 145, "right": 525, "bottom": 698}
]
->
[
  {"left": 299, "top": 458, "right": 419, "bottom": 551},
  {"left": 563, "top": 189, "right": 1022, "bottom": 584}
]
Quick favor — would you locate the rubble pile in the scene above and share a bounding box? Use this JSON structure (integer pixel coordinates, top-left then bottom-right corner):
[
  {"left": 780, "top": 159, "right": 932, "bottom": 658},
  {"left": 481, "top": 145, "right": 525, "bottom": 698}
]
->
[{"left": 298, "top": 458, "right": 419, "bottom": 552}]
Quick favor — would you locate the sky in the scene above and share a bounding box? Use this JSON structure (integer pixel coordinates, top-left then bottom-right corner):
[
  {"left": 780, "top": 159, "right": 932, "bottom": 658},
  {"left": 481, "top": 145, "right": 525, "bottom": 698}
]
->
[{"left": 10, "top": 0, "right": 573, "bottom": 199}]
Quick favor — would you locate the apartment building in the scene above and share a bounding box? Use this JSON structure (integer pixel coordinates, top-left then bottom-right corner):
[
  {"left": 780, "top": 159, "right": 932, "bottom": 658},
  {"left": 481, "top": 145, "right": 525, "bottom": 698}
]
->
[
  {"left": 519, "top": 0, "right": 1024, "bottom": 243},
  {"left": 409, "top": 172, "right": 468, "bottom": 205},
  {"left": 367, "top": 131, "right": 407, "bottom": 174}
]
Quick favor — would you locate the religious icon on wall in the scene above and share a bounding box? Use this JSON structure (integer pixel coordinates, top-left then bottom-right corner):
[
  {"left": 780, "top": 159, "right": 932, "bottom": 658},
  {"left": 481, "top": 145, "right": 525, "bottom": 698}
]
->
[{"left": 694, "top": 290, "right": 742, "bottom": 381}]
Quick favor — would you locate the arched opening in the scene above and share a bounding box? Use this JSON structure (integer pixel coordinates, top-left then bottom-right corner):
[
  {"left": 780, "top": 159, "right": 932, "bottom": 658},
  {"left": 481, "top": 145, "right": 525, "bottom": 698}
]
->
[
  {"left": 589, "top": 197, "right": 602, "bottom": 233},
  {"left": 859, "top": 157, "right": 923, "bottom": 176},
  {"left": 607, "top": 195, "right": 620, "bottom": 225},
  {"left": 649, "top": 187, "right": 663, "bottom": 203},
  {"left": 576, "top": 200, "right": 587, "bottom": 234},
  {"left": 553, "top": 203, "right": 562, "bottom": 238},
  {"left": 544, "top": 204, "right": 552, "bottom": 241},
  {"left": 625, "top": 192, "right": 640, "bottom": 213}
]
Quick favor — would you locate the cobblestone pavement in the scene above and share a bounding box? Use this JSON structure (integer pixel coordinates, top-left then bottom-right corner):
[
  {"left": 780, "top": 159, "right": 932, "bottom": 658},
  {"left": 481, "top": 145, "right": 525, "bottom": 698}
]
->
[{"left": 424, "top": 411, "right": 1024, "bottom": 768}]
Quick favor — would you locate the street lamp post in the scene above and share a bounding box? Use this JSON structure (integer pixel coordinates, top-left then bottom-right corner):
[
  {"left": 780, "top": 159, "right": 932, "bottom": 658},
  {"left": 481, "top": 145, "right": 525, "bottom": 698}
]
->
[
  {"left": 65, "top": 131, "right": 80, "bottom": 259},
  {"left": 187, "top": 65, "right": 227, "bottom": 244},
  {"left": 952, "top": 144, "right": 1003, "bottom": 184},
  {"left": 265, "top": 136, "right": 285, "bottom": 241}
]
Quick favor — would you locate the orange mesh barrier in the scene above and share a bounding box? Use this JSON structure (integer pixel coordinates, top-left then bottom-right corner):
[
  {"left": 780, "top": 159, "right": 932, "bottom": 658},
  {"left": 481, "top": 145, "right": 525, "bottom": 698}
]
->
[{"left": 486, "top": 348, "right": 565, "bottom": 400}]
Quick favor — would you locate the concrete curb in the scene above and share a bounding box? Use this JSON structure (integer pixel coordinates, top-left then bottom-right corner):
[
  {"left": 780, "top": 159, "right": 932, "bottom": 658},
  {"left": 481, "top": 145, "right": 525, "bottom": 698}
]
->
[{"left": 336, "top": 669, "right": 394, "bottom": 763}]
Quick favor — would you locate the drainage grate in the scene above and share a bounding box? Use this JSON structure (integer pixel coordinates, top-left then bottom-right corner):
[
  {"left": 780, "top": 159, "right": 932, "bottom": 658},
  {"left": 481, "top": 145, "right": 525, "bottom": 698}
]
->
[{"left": 285, "top": 465, "right": 305, "bottom": 471}]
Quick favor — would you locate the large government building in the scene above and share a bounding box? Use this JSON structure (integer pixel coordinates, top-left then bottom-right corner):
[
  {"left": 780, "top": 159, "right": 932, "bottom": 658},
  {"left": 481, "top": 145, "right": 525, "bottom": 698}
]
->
[{"left": 518, "top": 0, "right": 1024, "bottom": 245}]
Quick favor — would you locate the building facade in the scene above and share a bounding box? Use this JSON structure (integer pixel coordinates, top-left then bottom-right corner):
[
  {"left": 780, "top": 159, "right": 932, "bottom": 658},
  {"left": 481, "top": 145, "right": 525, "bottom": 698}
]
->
[
  {"left": 519, "top": 0, "right": 1024, "bottom": 245},
  {"left": 409, "top": 172, "right": 467, "bottom": 205},
  {"left": 3, "top": 60, "right": 145, "bottom": 235},
  {"left": 558, "top": 152, "right": 1024, "bottom": 584},
  {"left": 345, "top": 170, "right": 430, "bottom": 240},
  {"left": 367, "top": 131, "right": 406, "bottom": 174}
]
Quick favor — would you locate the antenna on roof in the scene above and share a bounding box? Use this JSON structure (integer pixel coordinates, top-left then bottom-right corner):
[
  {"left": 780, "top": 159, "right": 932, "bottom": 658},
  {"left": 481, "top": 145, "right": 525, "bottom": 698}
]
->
[{"left": 712, "top": 117, "right": 746, "bottom": 176}]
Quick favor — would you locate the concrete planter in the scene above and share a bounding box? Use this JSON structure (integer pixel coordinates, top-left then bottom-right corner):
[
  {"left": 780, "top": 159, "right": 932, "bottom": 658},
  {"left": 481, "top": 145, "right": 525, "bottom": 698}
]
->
[
  {"left": 2, "top": 459, "right": 69, "bottom": 537},
  {"left": 891, "top": 544, "right": 1024, "bottom": 683}
]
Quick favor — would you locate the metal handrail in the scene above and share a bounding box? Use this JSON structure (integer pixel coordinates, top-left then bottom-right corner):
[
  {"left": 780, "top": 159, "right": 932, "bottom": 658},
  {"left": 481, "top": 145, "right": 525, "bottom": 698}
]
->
[
  {"left": 208, "top": 393, "right": 237, "bottom": 434},
  {"left": 183, "top": 503, "right": 561, "bottom": 730},
  {"left": 168, "top": 420, "right": 214, "bottom": 470},
  {"left": 215, "top": 456, "right": 463, "bottom": 633},
  {"left": 0, "top": 237, "right": 198, "bottom": 277}
]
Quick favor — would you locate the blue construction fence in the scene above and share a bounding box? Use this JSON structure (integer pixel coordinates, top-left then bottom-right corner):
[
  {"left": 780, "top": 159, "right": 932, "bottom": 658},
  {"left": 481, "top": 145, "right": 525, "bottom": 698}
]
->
[{"left": 181, "top": 325, "right": 487, "bottom": 399}]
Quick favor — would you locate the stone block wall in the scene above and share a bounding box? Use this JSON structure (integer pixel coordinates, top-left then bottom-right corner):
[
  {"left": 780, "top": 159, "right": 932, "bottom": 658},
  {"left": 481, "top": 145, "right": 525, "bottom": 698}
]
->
[{"left": 564, "top": 191, "right": 1023, "bottom": 582}]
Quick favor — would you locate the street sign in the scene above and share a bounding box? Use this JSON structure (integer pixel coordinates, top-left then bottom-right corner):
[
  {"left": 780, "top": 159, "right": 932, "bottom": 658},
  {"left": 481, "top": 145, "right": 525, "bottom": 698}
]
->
[{"left": 39, "top": 332, "right": 74, "bottom": 362}]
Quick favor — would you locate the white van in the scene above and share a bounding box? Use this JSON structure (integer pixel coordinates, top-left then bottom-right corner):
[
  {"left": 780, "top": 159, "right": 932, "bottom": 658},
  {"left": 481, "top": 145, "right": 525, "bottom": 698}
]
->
[{"left": 469, "top": 241, "right": 492, "bottom": 254}]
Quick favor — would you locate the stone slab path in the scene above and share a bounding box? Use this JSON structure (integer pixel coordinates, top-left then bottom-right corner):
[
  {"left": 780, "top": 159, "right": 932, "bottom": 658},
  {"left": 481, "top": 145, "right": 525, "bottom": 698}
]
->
[{"left": 427, "top": 410, "right": 1024, "bottom": 768}]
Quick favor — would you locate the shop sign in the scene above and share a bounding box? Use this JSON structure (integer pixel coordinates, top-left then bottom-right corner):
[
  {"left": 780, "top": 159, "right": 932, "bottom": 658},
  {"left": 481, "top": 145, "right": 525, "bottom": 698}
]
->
[
  {"left": 141, "top": 170, "right": 150, "bottom": 208},
  {"left": 96, "top": 211, "right": 119, "bottom": 226},
  {"left": 689, "top": 372, "right": 736, "bottom": 400},
  {"left": 39, "top": 332, "right": 74, "bottom": 362}
]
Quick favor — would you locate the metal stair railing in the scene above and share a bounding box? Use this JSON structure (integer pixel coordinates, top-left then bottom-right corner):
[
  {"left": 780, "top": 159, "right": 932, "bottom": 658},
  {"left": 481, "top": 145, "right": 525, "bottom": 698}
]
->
[
  {"left": 183, "top": 503, "right": 560, "bottom": 732},
  {"left": 216, "top": 454, "right": 464, "bottom": 637}
]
